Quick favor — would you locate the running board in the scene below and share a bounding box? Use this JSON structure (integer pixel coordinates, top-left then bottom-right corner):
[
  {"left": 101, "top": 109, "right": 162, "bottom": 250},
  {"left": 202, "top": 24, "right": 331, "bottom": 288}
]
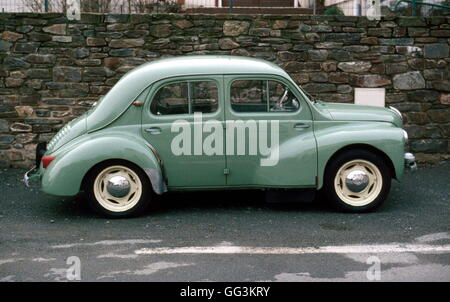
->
[{"left": 265, "top": 189, "right": 316, "bottom": 203}]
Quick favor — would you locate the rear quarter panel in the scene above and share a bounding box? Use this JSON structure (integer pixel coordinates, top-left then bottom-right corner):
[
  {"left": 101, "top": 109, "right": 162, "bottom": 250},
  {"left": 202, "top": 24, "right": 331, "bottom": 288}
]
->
[{"left": 41, "top": 125, "right": 162, "bottom": 196}]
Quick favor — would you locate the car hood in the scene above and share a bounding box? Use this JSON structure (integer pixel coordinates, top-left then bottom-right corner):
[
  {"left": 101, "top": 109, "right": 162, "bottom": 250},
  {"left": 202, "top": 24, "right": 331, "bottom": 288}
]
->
[
  {"left": 46, "top": 114, "right": 87, "bottom": 153},
  {"left": 316, "top": 102, "right": 402, "bottom": 127}
]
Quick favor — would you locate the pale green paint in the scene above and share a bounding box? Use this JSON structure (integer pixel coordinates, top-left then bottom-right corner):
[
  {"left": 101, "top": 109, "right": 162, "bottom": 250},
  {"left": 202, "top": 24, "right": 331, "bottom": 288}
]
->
[
  {"left": 41, "top": 124, "right": 162, "bottom": 196},
  {"left": 142, "top": 75, "right": 227, "bottom": 188},
  {"left": 46, "top": 114, "right": 87, "bottom": 153},
  {"left": 37, "top": 56, "right": 406, "bottom": 196},
  {"left": 317, "top": 102, "right": 403, "bottom": 128},
  {"left": 223, "top": 74, "right": 317, "bottom": 187},
  {"left": 86, "top": 56, "right": 290, "bottom": 132},
  {"left": 314, "top": 121, "right": 405, "bottom": 188}
]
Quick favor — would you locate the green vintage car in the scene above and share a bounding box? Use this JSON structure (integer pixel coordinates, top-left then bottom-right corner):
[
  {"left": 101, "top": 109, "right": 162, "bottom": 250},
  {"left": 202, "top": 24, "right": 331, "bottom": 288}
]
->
[{"left": 24, "top": 56, "right": 416, "bottom": 217}]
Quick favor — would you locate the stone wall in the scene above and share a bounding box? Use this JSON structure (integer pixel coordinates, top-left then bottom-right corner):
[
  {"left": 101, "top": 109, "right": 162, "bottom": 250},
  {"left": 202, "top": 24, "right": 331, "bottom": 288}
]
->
[{"left": 0, "top": 13, "right": 449, "bottom": 168}]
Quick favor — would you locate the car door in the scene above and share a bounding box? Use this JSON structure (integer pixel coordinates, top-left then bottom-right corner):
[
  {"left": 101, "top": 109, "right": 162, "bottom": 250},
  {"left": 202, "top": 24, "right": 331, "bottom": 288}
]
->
[
  {"left": 142, "top": 75, "right": 226, "bottom": 188},
  {"left": 224, "top": 75, "right": 317, "bottom": 187}
]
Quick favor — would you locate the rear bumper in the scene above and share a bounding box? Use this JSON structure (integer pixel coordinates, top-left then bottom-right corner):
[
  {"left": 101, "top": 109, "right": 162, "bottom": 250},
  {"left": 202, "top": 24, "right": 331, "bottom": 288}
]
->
[
  {"left": 23, "top": 142, "right": 47, "bottom": 187},
  {"left": 404, "top": 152, "right": 417, "bottom": 172},
  {"left": 23, "top": 166, "right": 41, "bottom": 187}
]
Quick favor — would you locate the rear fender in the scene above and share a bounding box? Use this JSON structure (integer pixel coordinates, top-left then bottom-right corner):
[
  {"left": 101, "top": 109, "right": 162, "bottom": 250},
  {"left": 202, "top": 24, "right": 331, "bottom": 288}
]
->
[{"left": 41, "top": 133, "right": 165, "bottom": 196}]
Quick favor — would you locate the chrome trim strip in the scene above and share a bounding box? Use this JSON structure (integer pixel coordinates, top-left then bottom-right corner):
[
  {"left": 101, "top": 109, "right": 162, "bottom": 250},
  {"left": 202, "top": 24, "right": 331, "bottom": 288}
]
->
[{"left": 389, "top": 106, "right": 403, "bottom": 121}]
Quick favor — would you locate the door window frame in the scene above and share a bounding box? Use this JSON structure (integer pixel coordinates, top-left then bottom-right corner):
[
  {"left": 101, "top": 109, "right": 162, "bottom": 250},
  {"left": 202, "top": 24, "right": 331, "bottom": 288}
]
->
[
  {"left": 225, "top": 74, "right": 309, "bottom": 119},
  {"left": 145, "top": 75, "right": 223, "bottom": 121}
]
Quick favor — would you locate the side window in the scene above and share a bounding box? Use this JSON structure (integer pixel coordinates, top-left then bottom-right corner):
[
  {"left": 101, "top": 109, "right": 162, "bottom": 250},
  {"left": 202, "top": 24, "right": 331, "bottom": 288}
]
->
[
  {"left": 151, "top": 82, "right": 189, "bottom": 115},
  {"left": 191, "top": 81, "right": 219, "bottom": 114},
  {"left": 268, "top": 81, "right": 300, "bottom": 112},
  {"left": 151, "top": 81, "right": 218, "bottom": 115},
  {"left": 230, "top": 80, "right": 267, "bottom": 112},
  {"left": 231, "top": 79, "right": 300, "bottom": 113}
]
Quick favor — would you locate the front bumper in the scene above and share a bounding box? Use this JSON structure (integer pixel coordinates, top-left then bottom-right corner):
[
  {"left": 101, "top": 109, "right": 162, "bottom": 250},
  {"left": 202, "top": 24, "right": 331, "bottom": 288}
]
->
[{"left": 404, "top": 152, "right": 417, "bottom": 172}]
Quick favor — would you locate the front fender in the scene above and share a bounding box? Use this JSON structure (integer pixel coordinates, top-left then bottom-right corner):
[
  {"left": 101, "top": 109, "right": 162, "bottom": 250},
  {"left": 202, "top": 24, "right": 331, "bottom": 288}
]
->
[
  {"left": 315, "top": 121, "right": 405, "bottom": 189},
  {"left": 41, "top": 130, "right": 165, "bottom": 196}
]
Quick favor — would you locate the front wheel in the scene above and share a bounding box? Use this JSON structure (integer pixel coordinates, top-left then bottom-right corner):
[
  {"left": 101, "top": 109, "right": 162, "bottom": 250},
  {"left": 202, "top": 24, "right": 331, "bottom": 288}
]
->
[
  {"left": 85, "top": 161, "right": 151, "bottom": 218},
  {"left": 323, "top": 150, "right": 391, "bottom": 212}
]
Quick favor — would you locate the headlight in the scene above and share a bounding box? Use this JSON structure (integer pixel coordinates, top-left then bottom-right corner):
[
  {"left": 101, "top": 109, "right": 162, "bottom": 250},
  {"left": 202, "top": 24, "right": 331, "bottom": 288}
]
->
[{"left": 389, "top": 106, "right": 403, "bottom": 121}]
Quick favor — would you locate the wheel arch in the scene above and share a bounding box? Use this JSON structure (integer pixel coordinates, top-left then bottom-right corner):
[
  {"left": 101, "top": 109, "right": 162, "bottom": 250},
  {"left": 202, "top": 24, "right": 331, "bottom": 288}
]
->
[
  {"left": 318, "top": 143, "right": 396, "bottom": 190},
  {"left": 80, "top": 158, "right": 162, "bottom": 195}
]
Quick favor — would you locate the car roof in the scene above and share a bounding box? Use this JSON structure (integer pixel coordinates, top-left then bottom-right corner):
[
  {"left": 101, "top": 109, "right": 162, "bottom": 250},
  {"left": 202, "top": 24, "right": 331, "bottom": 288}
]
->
[
  {"left": 126, "top": 55, "right": 289, "bottom": 80},
  {"left": 87, "top": 56, "right": 292, "bottom": 131}
]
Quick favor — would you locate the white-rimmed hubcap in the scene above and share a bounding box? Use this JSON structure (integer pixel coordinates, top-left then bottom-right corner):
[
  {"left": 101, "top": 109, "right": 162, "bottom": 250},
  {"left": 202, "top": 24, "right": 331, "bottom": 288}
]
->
[
  {"left": 94, "top": 165, "right": 142, "bottom": 212},
  {"left": 334, "top": 159, "right": 383, "bottom": 207}
]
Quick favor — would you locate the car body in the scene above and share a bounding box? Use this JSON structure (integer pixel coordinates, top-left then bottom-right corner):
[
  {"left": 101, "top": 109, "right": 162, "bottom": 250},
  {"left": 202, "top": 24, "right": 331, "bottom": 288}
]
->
[{"left": 24, "top": 56, "right": 416, "bottom": 217}]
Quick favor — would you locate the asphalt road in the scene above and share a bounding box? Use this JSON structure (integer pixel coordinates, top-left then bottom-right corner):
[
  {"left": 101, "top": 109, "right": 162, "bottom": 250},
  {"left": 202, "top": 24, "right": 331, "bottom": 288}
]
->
[{"left": 0, "top": 163, "right": 449, "bottom": 282}]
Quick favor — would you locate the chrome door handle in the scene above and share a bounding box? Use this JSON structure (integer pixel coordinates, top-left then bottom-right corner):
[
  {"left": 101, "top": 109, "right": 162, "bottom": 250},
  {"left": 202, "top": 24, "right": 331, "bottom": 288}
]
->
[
  {"left": 145, "top": 127, "right": 162, "bottom": 135},
  {"left": 294, "top": 123, "right": 310, "bottom": 130}
]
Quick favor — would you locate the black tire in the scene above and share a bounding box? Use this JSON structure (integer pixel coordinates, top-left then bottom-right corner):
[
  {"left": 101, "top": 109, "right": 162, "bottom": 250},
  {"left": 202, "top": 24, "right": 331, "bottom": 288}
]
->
[
  {"left": 84, "top": 160, "right": 152, "bottom": 218},
  {"left": 322, "top": 149, "right": 391, "bottom": 213}
]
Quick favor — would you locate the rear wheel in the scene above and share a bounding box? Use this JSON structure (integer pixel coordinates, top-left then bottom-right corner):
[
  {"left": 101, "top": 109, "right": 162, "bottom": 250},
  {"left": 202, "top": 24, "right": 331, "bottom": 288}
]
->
[
  {"left": 323, "top": 149, "right": 391, "bottom": 212},
  {"left": 85, "top": 161, "right": 151, "bottom": 218}
]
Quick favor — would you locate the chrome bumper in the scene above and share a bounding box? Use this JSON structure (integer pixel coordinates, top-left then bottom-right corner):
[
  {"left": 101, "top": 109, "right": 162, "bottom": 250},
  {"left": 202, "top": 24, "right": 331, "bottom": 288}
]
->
[
  {"left": 404, "top": 152, "right": 417, "bottom": 172},
  {"left": 23, "top": 166, "right": 40, "bottom": 187}
]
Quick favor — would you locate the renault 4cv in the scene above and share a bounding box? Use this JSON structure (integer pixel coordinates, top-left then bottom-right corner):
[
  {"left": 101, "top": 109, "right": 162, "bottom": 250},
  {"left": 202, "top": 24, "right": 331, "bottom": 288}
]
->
[{"left": 24, "top": 56, "right": 417, "bottom": 217}]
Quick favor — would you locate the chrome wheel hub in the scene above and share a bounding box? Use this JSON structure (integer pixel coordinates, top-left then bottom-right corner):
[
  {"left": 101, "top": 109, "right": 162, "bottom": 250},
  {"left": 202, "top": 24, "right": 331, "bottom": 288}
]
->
[
  {"left": 334, "top": 159, "right": 383, "bottom": 207},
  {"left": 106, "top": 175, "right": 130, "bottom": 198},
  {"left": 93, "top": 165, "right": 143, "bottom": 212},
  {"left": 345, "top": 170, "right": 369, "bottom": 193}
]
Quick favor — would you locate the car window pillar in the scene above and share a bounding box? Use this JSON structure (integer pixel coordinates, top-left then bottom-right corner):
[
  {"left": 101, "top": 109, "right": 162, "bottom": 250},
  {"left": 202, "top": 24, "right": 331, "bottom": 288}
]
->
[{"left": 187, "top": 81, "right": 192, "bottom": 114}]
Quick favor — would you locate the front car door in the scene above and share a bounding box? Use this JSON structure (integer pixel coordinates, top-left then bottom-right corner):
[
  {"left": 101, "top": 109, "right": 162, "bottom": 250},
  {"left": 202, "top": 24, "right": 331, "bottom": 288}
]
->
[
  {"left": 142, "top": 75, "right": 226, "bottom": 188},
  {"left": 224, "top": 75, "right": 317, "bottom": 187}
]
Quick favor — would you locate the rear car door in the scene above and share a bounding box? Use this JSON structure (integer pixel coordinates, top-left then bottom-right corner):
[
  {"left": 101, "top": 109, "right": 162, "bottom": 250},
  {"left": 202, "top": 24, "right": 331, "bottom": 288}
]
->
[{"left": 142, "top": 75, "right": 226, "bottom": 188}]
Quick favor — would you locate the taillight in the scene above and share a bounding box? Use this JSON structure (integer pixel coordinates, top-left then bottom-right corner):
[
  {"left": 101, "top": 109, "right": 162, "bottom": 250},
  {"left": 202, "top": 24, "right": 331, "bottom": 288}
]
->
[{"left": 42, "top": 155, "right": 56, "bottom": 168}]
